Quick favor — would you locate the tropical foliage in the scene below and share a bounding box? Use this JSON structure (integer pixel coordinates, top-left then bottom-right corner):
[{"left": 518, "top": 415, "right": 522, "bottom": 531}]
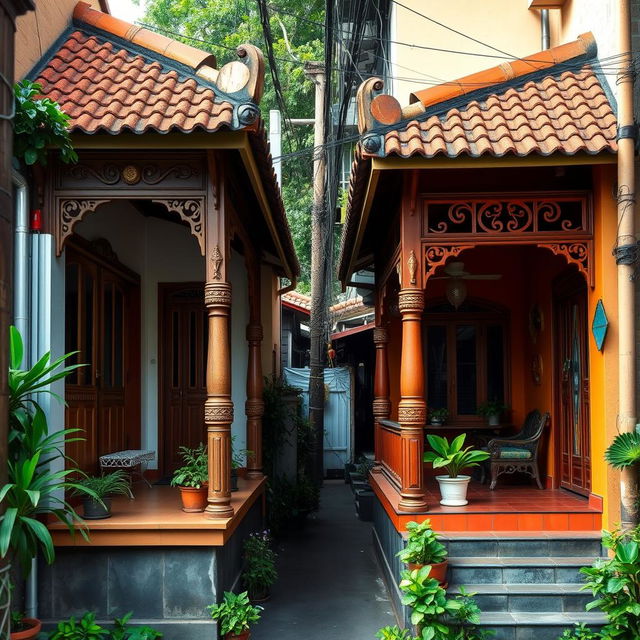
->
[
  {"left": 170, "top": 443, "right": 208, "bottom": 489},
  {"left": 75, "top": 471, "right": 133, "bottom": 500},
  {"left": 207, "top": 591, "right": 262, "bottom": 636},
  {"left": 605, "top": 431, "right": 640, "bottom": 470},
  {"left": 397, "top": 520, "right": 447, "bottom": 566},
  {"left": 423, "top": 434, "right": 489, "bottom": 479},
  {"left": 2, "top": 326, "right": 93, "bottom": 574},
  {"left": 141, "top": 0, "right": 324, "bottom": 291},
  {"left": 13, "top": 79, "right": 77, "bottom": 166},
  {"left": 242, "top": 530, "right": 278, "bottom": 597},
  {"left": 48, "top": 611, "right": 162, "bottom": 640}
]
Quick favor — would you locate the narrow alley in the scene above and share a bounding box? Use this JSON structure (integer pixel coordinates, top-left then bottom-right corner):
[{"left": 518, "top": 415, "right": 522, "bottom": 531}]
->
[{"left": 252, "top": 481, "right": 395, "bottom": 639}]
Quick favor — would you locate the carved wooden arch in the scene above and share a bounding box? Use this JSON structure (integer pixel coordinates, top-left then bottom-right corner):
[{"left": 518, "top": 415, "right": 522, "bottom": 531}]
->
[
  {"left": 422, "top": 241, "right": 593, "bottom": 288},
  {"left": 55, "top": 197, "right": 206, "bottom": 256}
]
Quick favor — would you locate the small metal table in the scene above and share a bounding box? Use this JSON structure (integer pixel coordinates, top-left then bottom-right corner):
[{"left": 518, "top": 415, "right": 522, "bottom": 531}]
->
[{"left": 99, "top": 450, "right": 155, "bottom": 488}]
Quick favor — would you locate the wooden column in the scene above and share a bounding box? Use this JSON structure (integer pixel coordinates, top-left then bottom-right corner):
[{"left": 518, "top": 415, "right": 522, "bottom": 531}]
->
[
  {"left": 204, "top": 153, "right": 234, "bottom": 518},
  {"left": 245, "top": 253, "right": 264, "bottom": 478},
  {"left": 397, "top": 289, "right": 428, "bottom": 511},
  {"left": 372, "top": 323, "right": 390, "bottom": 468}
]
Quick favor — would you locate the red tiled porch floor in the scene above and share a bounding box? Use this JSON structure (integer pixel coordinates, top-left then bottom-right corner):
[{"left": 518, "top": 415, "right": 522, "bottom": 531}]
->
[{"left": 370, "top": 472, "right": 602, "bottom": 532}]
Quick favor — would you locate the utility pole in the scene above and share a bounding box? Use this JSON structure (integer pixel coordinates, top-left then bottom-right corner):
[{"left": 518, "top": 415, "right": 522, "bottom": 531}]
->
[{"left": 304, "top": 61, "right": 327, "bottom": 486}]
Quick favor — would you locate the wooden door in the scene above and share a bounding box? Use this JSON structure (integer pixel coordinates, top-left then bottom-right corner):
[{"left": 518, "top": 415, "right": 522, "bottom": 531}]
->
[
  {"left": 65, "top": 242, "right": 140, "bottom": 473},
  {"left": 159, "top": 284, "right": 208, "bottom": 474},
  {"left": 555, "top": 272, "right": 591, "bottom": 495}
]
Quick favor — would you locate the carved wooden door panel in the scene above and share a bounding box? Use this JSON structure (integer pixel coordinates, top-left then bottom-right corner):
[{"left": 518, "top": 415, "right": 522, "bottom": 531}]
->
[
  {"left": 65, "top": 243, "right": 140, "bottom": 473},
  {"left": 555, "top": 272, "right": 591, "bottom": 496},
  {"left": 159, "top": 284, "right": 207, "bottom": 475}
]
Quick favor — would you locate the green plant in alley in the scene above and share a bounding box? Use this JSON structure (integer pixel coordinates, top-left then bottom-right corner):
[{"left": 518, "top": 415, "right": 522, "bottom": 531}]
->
[
  {"left": 423, "top": 434, "right": 489, "bottom": 478},
  {"left": 605, "top": 431, "right": 640, "bottom": 470},
  {"left": 2, "top": 326, "right": 94, "bottom": 574},
  {"left": 207, "top": 591, "right": 262, "bottom": 639},
  {"left": 48, "top": 612, "right": 109, "bottom": 640},
  {"left": 558, "top": 525, "right": 640, "bottom": 639},
  {"left": 111, "top": 612, "right": 163, "bottom": 640},
  {"left": 13, "top": 79, "right": 77, "bottom": 166},
  {"left": 170, "top": 443, "right": 207, "bottom": 488},
  {"left": 445, "top": 587, "right": 493, "bottom": 640},
  {"left": 242, "top": 531, "right": 278, "bottom": 600},
  {"left": 376, "top": 626, "right": 415, "bottom": 640},
  {"left": 397, "top": 520, "right": 447, "bottom": 566}
]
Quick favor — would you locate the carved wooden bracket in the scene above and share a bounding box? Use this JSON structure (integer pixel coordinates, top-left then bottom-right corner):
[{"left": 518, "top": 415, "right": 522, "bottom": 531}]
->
[
  {"left": 153, "top": 198, "right": 205, "bottom": 255},
  {"left": 538, "top": 241, "right": 593, "bottom": 286},
  {"left": 56, "top": 199, "right": 110, "bottom": 255},
  {"left": 423, "top": 244, "right": 475, "bottom": 284}
]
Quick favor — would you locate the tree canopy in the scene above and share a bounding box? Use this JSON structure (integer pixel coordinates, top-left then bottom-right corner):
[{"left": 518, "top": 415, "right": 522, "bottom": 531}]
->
[{"left": 140, "top": 0, "right": 325, "bottom": 291}]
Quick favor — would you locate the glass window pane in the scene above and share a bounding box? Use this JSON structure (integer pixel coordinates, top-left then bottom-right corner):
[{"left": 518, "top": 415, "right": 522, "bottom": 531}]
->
[
  {"left": 486, "top": 325, "right": 504, "bottom": 404},
  {"left": 427, "top": 325, "right": 448, "bottom": 412},
  {"left": 65, "top": 263, "right": 79, "bottom": 384},
  {"left": 456, "top": 325, "right": 477, "bottom": 415}
]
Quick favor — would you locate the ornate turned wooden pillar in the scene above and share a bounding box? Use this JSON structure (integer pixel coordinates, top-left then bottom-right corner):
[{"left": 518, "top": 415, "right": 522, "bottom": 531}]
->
[
  {"left": 372, "top": 324, "right": 391, "bottom": 468},
  {"left": 245, "top": 255, "right": 264, "bottom": 479},
  {"left": 397, "top": 288, "right": 428, "bottom": 512},
  {"left": 204, "top": 152, "right": 234, "bottom": 518}
]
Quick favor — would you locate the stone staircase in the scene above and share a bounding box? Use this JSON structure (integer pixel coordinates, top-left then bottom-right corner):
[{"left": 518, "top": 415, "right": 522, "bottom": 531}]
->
[{"left": 444, "top": 533, "right": 607, "bottom": 640}]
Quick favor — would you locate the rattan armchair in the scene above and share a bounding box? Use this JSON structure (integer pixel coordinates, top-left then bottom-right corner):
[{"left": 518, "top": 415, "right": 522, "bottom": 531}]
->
[{"left": 483, "top": 410, "right": 549, "bottom": 490}]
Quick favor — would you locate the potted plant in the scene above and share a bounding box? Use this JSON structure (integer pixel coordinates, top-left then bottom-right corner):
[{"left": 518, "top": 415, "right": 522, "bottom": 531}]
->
[
  {"left": 231, "top": 436, "right": 252, "bottom": 492},
  {"left": 477, "top": 400, "right": 508, "bottom": 426},
  {"left": 428, "top": 407, "right": 449, "bottom": 426},
  {"left": 207, "top": 591, "right": 262, "bottom": 640},
  {"left": 10, "top": 612, "right": 41, "bottom": 640},
  {"left": 242, "top": 531, "right": 277, "bottom": 602},
  {"left": 375, "top": 626, "right": 414, "bottom": 640},
  {"left": 74, "top": 471, "right": 133, "bottom": 519},
  {"left": 3, "top": 327, "right": 95, "bottom": 638},
  {"left": 396, "top": 519, "right": 448, "bottom": 585},
  {"left": 170, "top": 443, "right": 208, "bottom": 512},
  {"left": 423, "top": 434, "right": 489, "bottom": 506}
]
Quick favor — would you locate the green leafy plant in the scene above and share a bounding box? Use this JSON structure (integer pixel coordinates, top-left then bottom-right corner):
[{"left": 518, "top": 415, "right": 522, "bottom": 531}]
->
[
  {"left": 231, "top": 435, "right": 252, "bottom": 470},
  {"left": 445, "top": 587, "right": 493, "bottom": 640},
  {"left": 1, "top": 326, "right": 94, "bottom": 574},
  {"left": 477, "top": 402, "right": 508, "bottom": 419},
  {"left": 376, "top": 626, "right": 415, "bottom": 640},
  {"left": 11, "top": 610, "right": 31, "bottom": 633},
  {"left": 605, "top": 431, "right": 640, "bottom": 469},
  {"left": 356, "top": 455, "right": 375, "bottom": 477},
  {"left": 399, "top": 566, "right": 452, "bottom": 639},
  {"left": 170, "top": 443, "right": 207, "bottom": 488},
  {"left": 558, "top": 623, "right": 600, "bottom": 639},
  {"left": 48, "top": 612, "right": 109, "bottom": 640},
  {"left": 397, "top": 520, "right": 447, "bottom": 566},
  {"left": 423, "top": 434, "right": 489, "bottom": 479},
  {"left": 111, "top": 612, "right": 163, "bottom": 640},
  {"left": 429, "top": 408, "right": 449, "bottom": 423},
  {"left": 74, "top": 471, "right": 133, "bottom": 500},
  {"left": 13, "top": 79, "right": 77, "bottom": 166},
  {"left": 207, "top": 591, "right": 262, "bottom": 636},
  {"left": 242, "top": 531, "right": 277, "bottom": 598}
]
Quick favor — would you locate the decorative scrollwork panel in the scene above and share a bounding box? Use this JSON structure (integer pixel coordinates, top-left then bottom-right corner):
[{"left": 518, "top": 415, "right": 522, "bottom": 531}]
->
[
  {"left": 56, "top": 199, "right": 110, "bottom": 255},
  {"left": 153, "top": 198, "right": 205, "bottom": 255}
]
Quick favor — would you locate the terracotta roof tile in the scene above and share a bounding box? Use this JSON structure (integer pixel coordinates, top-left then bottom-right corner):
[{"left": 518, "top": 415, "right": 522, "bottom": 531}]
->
[
  {"left": 34, "top": 30, "right": 233, "bottom": 135},
  {"left": 382, "top": 67, "right": 616, "bottom": 159}
]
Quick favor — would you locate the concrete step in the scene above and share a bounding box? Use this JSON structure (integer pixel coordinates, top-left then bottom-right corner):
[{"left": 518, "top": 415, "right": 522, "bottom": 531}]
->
[
  {"left": 475, "top": 611, "right": 606, "bottom": 640},
  {"left": 442, "top": 533, "right": 604, "bottom": 559},
  {"left": 448, "top": 556, "right": 593, "bottom": 584},
  {"left": 447, "top": 583, "right": 592, "bottom": 613}
]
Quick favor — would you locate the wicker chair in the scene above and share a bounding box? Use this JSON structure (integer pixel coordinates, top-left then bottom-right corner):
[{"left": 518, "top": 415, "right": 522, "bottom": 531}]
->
[{"left": 483, "top": 410, "right": 549, "bottom": 490}]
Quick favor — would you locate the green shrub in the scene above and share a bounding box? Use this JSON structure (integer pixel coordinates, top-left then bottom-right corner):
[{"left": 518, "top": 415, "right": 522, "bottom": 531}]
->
[{"left": 397, "top": 520, "right": 447, "bottom": 566}]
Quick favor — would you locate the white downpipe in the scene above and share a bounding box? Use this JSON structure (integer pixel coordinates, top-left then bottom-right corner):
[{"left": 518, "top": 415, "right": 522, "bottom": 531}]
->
[
  {"left": 269, "top": 109, "right": 282, "bottom": 189},
  {"left": 541, "top": 9, "right": 550, "bottom": 50},
  {"left": 12, "top": 170, "right": 29, "bottom": 345}
]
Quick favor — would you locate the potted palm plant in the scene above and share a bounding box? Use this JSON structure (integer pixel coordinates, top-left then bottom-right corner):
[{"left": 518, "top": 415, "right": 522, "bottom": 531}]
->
[
  {"left": 477, "top": 400, "right": 508, "bottom": 426},
  {"left": 4, "top": 327, "right": 95, "bottom": 640},
  {"left": 423, "top": 434, "right": 489, "bottom": 506},
  {"left": 207, "top": 591, "right": 262, "bottom": 640},
  {"left": 171, "top": 443, "right": 208, "bottom": 512},
  {"left": 396, "top": 519, "right": 448, "bottom": 585},
  {"left": 74, "top": 471, "right": 133, "bottom": 519}
]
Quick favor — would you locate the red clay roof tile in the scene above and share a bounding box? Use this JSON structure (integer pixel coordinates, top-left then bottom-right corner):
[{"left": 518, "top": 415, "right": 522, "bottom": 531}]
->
[{"left": 34, "top": 30, "right": 233, "bottom": 135}]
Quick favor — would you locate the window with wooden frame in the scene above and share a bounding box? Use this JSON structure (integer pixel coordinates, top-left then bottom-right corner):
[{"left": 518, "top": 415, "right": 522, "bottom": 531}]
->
[{"left": 424, "top": 300, "right": 509, "bottom": 425}]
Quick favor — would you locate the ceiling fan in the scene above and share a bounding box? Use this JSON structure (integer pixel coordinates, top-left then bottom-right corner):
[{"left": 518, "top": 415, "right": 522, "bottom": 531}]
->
[{"left": 431, "top": 261, "right": 502, "bottom": 309}]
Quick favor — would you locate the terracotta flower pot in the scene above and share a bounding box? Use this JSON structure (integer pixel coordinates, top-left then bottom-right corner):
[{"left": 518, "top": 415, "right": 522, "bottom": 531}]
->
[
  {"left": 178, "top": 485, "right": 208, "bottom": 512},
  {"left": 10, "top": 617, "right": 42, "bottom": 640},
  {"left": 225, "top": 631, "right": 250, "bottom": 640},
  {"left": 407, "top": 560, "right": 449, "bottom": 586}
]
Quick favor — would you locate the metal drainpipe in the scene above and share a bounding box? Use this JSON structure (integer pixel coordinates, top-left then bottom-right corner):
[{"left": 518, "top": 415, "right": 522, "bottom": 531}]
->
[
  {"left": 541, "top": 9, "right": 550, "bottom": 50},
  {"left": 616, "top": 0, "right": 638, "bottom": 526},
  {"left": 12, "top": 170, "right": 38, "bottom": 615}
]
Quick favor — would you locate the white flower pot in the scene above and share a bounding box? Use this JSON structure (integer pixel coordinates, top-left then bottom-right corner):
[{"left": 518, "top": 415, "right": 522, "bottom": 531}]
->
[
  {"left": 487, "top": 414, "right": 500, "bottom": 426},
  {"left": 435, "top": 475, "right": 471, "bottom": 506}
]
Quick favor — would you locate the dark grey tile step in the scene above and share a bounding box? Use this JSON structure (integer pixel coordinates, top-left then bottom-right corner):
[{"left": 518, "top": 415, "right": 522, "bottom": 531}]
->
[
  {"left": 447, "top": 583, "right": 592, "bottom": 612},
  {"left": 474, "top": 611, "right": 606, "bottom": 640},
  {"left": 443, "top": 534, "right": 604, "bottom": 558},
  {"left": 448, "top": 556, "right": 593, "bottom": 584}
]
